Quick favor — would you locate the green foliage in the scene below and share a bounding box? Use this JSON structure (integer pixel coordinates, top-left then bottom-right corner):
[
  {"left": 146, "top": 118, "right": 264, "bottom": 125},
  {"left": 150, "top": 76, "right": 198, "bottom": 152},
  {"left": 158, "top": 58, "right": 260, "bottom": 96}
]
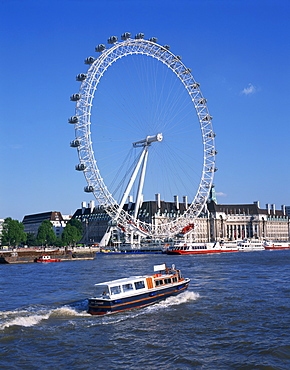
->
[
  {"left": 37, "top": 220, "right": 56, "bottom": 246},
  {"left": 62, "top": 221, "right": 82, "bottom": 247},
  {"left": 26, "top": 232, "right": 38, "bottom": 247},
  {"left": 67, "top": 218, "right": 83, "bottom": 234},
  {"left": 1, "top": 217, "right": 27, "bottom": 247}
]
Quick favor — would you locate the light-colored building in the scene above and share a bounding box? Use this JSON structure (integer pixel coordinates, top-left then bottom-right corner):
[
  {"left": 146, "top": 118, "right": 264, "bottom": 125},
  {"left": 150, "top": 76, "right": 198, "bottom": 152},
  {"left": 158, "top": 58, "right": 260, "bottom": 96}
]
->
[
  {"left": 207, "top": 201, "right": 290, "bottom": 242},
  {"left": 73, "top": 198, "right": 290, "bottom": 245}
]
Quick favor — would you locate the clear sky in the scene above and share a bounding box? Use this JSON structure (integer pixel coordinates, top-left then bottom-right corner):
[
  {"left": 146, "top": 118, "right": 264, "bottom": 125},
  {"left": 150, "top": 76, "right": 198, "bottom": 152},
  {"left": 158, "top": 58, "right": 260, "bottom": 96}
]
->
[{"left": 1, "top": 0, "right": 289, "bottom": 221}]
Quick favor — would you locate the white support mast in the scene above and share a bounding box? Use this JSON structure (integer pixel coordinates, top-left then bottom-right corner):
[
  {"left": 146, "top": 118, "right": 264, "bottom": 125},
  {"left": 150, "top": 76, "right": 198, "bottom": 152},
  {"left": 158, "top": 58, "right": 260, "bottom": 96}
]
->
[{"left": 99, "top": 133, "right": 163, "bottom": 247}]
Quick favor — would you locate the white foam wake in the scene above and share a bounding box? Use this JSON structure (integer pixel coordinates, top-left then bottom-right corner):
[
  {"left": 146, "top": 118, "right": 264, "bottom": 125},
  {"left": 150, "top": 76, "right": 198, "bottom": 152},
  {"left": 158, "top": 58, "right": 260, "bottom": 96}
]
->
[
  {"left": 0, "top": 305, "right": 90, "bottom": 330},
  {"left": 147, "top": 291, "right": 200, "bottom": 312}
]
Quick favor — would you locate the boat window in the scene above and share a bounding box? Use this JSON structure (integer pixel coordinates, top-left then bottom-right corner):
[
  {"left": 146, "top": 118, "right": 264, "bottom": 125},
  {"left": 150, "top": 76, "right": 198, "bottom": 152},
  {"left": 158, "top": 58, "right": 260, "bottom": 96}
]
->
[
  {"left": 172, "top": 277, "right": 177, "bottom": 283},
  {"left": 155, "top": 279, "right": 163, "bottom": 286},
  {"left": 122, "top": 283, "right": 134, "bottom": 292},
  {"left": 164, "top": 278, "right": 172, "bottom": 284},
  {"left": 110, "top": 285, "right": 122, "bottom": 295},
  {"left": 134, "top": 281, "right": 145, "bottom": 290}
]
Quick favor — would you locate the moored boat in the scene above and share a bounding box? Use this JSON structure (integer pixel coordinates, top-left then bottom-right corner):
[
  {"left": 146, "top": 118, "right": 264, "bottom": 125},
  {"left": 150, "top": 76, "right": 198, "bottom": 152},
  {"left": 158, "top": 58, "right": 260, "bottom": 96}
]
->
[
  {"left": 88, "top": 263, "right": 190, "bottom": 315},
  {"left": 34, "top": 255, "right": 62, "bottom": 263},
  {"left": 237, "top": 239, "right": 265, "bottom": 251},
  {"left": 264, "top": 241, "right": 290, "bottom": 250},
  {"left": 166, "top": 241, "right": 221, "bottom": 255}
]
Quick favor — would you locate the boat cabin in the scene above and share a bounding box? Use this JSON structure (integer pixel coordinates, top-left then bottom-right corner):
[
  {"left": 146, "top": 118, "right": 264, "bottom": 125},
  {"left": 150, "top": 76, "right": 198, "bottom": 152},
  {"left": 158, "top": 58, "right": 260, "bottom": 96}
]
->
[{"left": 92, "top": 263, "right": 182, "bottom": 300}]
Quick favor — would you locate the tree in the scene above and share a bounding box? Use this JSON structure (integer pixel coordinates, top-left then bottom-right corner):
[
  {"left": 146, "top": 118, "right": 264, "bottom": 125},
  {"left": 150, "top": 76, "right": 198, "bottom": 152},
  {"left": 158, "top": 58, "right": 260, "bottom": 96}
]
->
[
  {"left": 67, "top": 219, "right": 83, "bottom": 234},
  {"left": 37, "top": 220, "right": 56, "bottom": 246},
  {"left": 1, "top": 218, "right": 27, "bottom": 247},
  {"left": 26, "top": 232, "right": 38, "bottom": 247},
  {"left": 62, "top": 221, "right": 83, "bottom": 247}
]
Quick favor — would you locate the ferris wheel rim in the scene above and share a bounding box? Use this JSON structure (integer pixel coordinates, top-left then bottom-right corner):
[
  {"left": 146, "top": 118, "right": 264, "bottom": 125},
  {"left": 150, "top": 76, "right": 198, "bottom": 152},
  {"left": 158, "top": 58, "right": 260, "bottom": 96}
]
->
[{"left": 71, "top": 35, "right": 216, "bottom": 238}]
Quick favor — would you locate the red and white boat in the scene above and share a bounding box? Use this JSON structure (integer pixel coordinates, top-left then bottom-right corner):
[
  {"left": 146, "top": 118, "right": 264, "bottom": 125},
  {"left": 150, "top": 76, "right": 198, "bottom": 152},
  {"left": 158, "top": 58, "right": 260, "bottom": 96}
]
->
[
  {"left": 263, "top": 241, "right": 290, "bottom": 250},
  {"left": 166, "top": 241, "right": 223, "bottom": 255},
  {"left": 35, "top": 255, "right": 62, "bottom": 263}
]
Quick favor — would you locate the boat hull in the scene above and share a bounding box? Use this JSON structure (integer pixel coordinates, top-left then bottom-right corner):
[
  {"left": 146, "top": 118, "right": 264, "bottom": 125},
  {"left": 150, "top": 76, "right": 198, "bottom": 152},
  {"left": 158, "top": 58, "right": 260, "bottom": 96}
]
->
[
  {"left": 88, "top": 279, "right": 190, "bottom": 315},
  {"left": 166, "top": 249, "right": 221, "bottom": 255}
]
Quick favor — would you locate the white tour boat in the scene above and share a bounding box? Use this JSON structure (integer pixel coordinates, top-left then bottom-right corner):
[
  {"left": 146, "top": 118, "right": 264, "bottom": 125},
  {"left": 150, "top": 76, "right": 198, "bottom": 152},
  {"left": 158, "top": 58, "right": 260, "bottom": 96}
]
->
[{"left": 237, "top": 239, "right": 265, "bottom": 251}]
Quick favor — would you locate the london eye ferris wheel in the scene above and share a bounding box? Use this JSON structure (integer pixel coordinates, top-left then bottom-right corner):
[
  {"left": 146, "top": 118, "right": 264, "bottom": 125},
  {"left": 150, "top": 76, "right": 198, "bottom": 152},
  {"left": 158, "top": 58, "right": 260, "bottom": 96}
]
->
[{"left": 69, "top": 32, "right": 217, "bottom": 241}]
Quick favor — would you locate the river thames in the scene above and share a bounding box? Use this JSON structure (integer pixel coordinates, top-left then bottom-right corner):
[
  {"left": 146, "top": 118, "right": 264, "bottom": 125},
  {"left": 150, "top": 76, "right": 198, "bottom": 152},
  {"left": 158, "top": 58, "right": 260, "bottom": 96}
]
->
[{"left": 1, "top": 250, "right": 289, "bottom": 369}]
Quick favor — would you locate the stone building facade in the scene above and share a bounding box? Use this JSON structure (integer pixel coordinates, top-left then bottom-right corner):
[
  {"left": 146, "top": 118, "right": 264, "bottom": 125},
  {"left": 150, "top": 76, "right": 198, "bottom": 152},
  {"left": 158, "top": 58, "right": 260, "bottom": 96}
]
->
[{"left": 72, "top": 199, "right": 290, "bottom": 245}]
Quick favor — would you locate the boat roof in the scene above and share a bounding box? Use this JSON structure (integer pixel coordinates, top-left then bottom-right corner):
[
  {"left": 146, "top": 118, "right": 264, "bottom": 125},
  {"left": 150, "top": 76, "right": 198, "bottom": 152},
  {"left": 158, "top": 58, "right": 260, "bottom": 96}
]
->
[{"left": 94, "top": 275, "right": 146, "bottom": 287}]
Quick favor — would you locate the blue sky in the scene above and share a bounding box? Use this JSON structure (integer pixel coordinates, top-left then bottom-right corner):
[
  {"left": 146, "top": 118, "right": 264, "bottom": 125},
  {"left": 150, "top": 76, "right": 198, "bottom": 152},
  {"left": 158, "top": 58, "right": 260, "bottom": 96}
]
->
[{"left": 1, "top": 0, "right": 289, "bottom": 221}]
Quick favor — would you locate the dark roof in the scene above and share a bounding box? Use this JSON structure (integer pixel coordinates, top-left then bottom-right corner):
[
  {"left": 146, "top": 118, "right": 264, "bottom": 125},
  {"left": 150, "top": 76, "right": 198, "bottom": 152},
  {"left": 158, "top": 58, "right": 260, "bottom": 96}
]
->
[{"left": 22, "top": 211, "right": 63, "bottom": 224}]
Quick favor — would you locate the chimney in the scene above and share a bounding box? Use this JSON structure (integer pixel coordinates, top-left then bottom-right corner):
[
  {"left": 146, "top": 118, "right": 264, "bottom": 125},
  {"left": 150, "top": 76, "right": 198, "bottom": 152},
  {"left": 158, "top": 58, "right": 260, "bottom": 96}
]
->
[
  {"left": 128, "top": 195, "right": 133, "bottom": 210},
  {"left": 183, "top": 196, "right": 188, "bottom": 210},
  {"left": 266, "top": 203, "right": 270, "bottom": 214},
  {"left": 89, "top": 200, "right": 95, "bottom": 212},
  {"left": 81, "top": 201, "right": 87, "bottom": 214},
  {"left": 174, "top": 195, "right": 179, "bottom": 210},
  {"left": 281, "top": 205, "right": 286, "bottom": 216},
  {"left": 253, "top": 201, "right": 260, "bottom": 208},
  {"left": 271, "top": 204, "right": 276, "bottom": 215},
  {"left": 155, "top": 193, "right": 161, "bottom": 209}
]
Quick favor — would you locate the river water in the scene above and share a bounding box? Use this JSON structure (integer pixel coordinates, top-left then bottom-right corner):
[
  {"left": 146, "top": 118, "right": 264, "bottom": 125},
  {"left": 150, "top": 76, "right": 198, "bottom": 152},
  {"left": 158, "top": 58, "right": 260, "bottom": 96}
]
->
[{"left": 1, "top": 250, "right": 289, "bottom": 369}]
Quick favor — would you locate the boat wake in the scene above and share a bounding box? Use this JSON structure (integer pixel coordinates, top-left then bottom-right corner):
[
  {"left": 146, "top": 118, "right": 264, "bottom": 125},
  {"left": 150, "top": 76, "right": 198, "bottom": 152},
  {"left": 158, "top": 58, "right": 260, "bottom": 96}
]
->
[
  {"left": 0, "top": 302, "right": 90, "bottom": 330},
  {"left": 98, "top": 291, "right": 200, "bottom": 325},
  {"left": 1, "top": 292, "right": 200, "bottom": 330},
  {"left": 146, "top": 290, "right": 200, "bottom": 312}
]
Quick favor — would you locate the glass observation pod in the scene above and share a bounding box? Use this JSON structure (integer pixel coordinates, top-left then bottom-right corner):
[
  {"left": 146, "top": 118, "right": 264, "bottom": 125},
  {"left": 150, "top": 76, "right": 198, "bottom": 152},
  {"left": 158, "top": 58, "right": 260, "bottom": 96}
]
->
[
  {"left": 108, "top": 36, "right": 118, "bottom": 44},
  {"left": 85, "top": 56, "right": 95, "bottom": 65},
  {"left": 84, "top": 185, "right": 94, "bottom": 193},
  {"left": 209, "top": 149, "right": 218, "bottom": 156},
  {"left": 76, "top": 73, "right": 87, "bottom": 81},
  {"left": 95, "top": 44, "right": 106, "bottom": 52},
  {"left": 207, "top": 132, "right": 216, "bottom": 138},
  {"left": 70, "top": 140, "right": 80, "bottom": 147},
  {"left": 121, "top": 32, "right": 131, "bottom": 40},
  {"left": 70, "top": 94, "right": 81, "bottom": 101},
  {"left": 202, "top": 114, "right": 213, "bottom": 121},
  {"left": 75, "top": 163, "right": 86, "bottom": 171},
  {"left": 68, "top": 116, "right": 78, "bottom": 124},
  {"left": 198, "top": 98, "right": 207, "bottom": 105},
  {"left": 149, "top": 37, "right": 158, "bottom": 43},
  {"left": 135, "top": 33, "right": 145, "bottom": 39},
  {"left": 163, "top": 45, "right": 170, "bottom": 50}
]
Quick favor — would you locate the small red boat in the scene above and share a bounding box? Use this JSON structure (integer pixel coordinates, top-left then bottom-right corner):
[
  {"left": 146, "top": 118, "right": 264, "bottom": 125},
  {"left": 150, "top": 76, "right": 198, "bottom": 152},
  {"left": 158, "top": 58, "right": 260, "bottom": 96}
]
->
[{"left": 35, "top": 255, "right": 62, "bottom": 263}]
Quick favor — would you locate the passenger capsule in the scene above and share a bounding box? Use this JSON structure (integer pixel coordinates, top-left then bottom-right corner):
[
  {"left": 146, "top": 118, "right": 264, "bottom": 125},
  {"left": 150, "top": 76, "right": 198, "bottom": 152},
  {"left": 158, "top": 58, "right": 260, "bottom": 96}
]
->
[
  {"left": 75, "top": 163, "right": 86, "bottom": 171},
  {"left": 108, "top": 36, "right": 118, "bottom": 44},
  {"left": 95, "top": 44, "right": 106, "bottom": 52},
  {"left": 202, "top": 114, "right": 213, "bottom": 121},
  {"left": 70, "top": 140, "right": 80, "bottom": 147},
  {"left": 84, "top": 185, "right": 94, "bottom": 193},
  {"left": 68, "top": 116, "right": 78, "bottom": 123},
  {"left": 198, "top": 98, "right": 207, "bottom": 105},
  {"left": 176, "top": 55, "right": 182, "bottom": 60},
  {"left": 84, "top": 56, "right": 95, "bottom": 64},
  {"left": 149, "top": 37, "right": 158, "bottom": 43},
  {"left": 163, "top": 45, "right": 170, "bottom": 50},
  {"left": 70, "top": 94, "right": 81, "bottom": 101},
  {"left": 76, "top": 73, "right": 87, "bottom": 81},
  {"left": 209, "top": 149, "right": 218, "bottom": 156},
  {"left": 135, "top": 33, "right": 145, "bottom": 39},
  {"left": 207, "top": 132, "right": 216, "bottom": 138},
  {"left": 183, "top": 68, "right": 191, "bottom": 74},
  {"left": 121, "top": 32, "right": 131, "bottom": 40},
  {"left": 191, "top": 82, "right": 200, "bottom": 89}
]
